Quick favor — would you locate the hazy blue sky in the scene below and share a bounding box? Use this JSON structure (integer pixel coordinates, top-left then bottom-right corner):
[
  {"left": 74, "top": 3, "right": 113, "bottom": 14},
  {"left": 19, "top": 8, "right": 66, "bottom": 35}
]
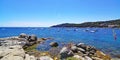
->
[{"left": 0, "top": 0, "right": 120, "bottom": 27}]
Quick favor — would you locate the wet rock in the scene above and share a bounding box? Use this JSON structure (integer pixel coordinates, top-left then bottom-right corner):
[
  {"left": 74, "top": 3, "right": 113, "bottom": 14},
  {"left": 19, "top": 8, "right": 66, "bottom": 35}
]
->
[
  {"left": 41, "top": 38, "right": 48, "bottom": 40},
  {"left": 60, "top": 47, "right": 74, "bottom": 59},
  {"left": 39, "top": 56, "right": 53, "bottom": 60},
  {"left": 50, "top": 42, "right": 58, "bottom": 47}
]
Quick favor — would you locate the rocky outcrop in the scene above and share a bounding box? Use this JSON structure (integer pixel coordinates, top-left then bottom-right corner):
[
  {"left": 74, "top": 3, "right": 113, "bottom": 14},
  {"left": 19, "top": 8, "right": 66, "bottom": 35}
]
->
[
  {"left": 0, "top": 45, "right": 37, "bottom": 60},
  {"left": 60, "top": 47, "right": 74, "bottom": 59},
  {"left": 0, "top": 45, "right": 25, "bottom": 60},
  {"left": 59, "top": 43, "right": 111, "bottom": 60}
]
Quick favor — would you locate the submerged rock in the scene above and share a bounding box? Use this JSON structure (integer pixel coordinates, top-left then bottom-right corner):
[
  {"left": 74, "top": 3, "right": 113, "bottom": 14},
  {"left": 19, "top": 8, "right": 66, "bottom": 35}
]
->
[{"left": 50, "top": 42, "right": 58, "bottom": 47}]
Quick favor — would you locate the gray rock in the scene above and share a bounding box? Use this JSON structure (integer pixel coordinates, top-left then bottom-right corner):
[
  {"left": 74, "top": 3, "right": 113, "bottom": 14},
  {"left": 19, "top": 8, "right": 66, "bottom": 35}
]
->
[
  {"left": 77, "top": 48, "right": 85, "bottom": 52},
  {"left": 71, "top": 46, "right": 77, "bottom": 53},
  {"left": 13, "top": 56, "right": 24, "bottom": 60},
  {"left": 19, "top": 33, "right": 27, "bottom": 38},
  {"left": 60, "top": 47, "right": 73, "bottom": 59},
  {"left": 0, "top": 45, "right": 25, "bottom": 58},
  {"left": 25, "top": 54, "right": 30, "bottom": 60},
  {"left": 30, "top": 55, "right": 36, "bottom": 60},
  {"left": 78, "top": 51, "right": 84, "bottom": 56},
  {"left": 50, "top": 42, "right": 58, "bottom": 47},
  {"left": 39, "top": 56, "right": 53, "bottom": 60},
  {"left": 28, "top": 35, "right": 37, "bottom": 42},
  {"left": 1, "top": 55, "right": 24, "bottom": 60}
]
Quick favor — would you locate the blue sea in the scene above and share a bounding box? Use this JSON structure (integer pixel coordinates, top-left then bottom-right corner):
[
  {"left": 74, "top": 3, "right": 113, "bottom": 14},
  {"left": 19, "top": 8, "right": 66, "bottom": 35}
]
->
[{"left": 0, "top": 27, "right": 120, "bottom": 57}]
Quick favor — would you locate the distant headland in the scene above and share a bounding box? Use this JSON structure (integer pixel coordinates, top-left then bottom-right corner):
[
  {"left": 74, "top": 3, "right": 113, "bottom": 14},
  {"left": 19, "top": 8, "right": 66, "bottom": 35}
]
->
[{"left": 51, "top": 19, "right": 120, "bottom": 28}]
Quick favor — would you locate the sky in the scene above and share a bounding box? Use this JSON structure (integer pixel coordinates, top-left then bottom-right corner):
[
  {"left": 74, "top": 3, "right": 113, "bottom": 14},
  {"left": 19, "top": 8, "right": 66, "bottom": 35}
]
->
[{"left": 0, "top": 0, "right": 120, "bottom": 27}]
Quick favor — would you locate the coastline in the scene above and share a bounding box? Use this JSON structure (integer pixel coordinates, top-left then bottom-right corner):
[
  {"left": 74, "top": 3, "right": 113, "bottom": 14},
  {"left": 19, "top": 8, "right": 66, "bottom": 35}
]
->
[{"left": 0, "top": 33, "right": 119, "bottom": 60}]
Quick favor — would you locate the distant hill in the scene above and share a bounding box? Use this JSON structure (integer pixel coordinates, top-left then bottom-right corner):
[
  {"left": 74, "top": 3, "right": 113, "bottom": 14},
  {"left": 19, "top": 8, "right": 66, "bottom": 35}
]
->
[{"left": 51, "top": 19, "right": 120, "bottom": 28}]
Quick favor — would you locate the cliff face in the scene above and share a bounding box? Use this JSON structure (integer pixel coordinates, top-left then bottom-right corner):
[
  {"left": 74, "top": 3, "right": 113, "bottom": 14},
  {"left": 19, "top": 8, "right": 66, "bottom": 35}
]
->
[{"left": 51, "top": 19, "right": 120, "bottom": 28}]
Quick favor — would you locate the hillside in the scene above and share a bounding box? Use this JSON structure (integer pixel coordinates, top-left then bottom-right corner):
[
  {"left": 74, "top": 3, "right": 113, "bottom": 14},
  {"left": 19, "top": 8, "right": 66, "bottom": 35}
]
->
[{"left": 51, "top": 19, "right": 120, "bottom": 28}]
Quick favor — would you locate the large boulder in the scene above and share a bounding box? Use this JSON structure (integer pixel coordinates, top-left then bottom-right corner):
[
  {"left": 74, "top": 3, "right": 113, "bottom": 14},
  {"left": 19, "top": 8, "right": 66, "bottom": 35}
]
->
[
  {"left": 60, "top": 47, "right": 74, "bottom": 59},
  {"left": 49, "top": 42, "right": 58, "bottom": 47},
  {"left": 19, "top": 33, "right": 28, "bottom": 38},
  {"left": 28, "top": 35, "right": 37, "bottom": 42}
]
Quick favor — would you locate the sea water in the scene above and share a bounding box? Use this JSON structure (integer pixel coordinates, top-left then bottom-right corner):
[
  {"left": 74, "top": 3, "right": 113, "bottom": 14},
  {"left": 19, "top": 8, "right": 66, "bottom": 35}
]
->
[{"left": 0, "top": 27, "right": 120, "bottom": 57}]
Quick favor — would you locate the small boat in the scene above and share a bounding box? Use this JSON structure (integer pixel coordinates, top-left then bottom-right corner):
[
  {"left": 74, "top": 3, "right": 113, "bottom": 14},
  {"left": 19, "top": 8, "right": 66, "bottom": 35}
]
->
[
  {"left": 84, "top": 29, "right": 89, "bottom": 32},
  {"left": 90, "top": 30, "right": 96, "bottom": 33},
  {"left": 74, "top": 29, "right": 78, "bottom": 31},
  {"left": 90, "top": 30, "right": 98, "bottom": 33}
]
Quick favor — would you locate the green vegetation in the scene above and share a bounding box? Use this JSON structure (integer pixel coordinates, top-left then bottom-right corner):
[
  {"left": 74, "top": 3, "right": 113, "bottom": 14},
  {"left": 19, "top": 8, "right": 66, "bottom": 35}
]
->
[
  {"left": 66, "top": 57, "right": 80, "bottom": 60},
  {"left": 51, "top": 19, "right": 120, "bottom": 28},
  {"left": 24, "top": 44, "right": 38, "bottom": 52}
]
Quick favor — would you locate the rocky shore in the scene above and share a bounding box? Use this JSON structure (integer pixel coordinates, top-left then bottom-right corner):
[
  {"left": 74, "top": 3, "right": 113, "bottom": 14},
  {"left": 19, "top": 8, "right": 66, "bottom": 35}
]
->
[{"left": 0, "top": 33, "right": 119, "bottom": 60}]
